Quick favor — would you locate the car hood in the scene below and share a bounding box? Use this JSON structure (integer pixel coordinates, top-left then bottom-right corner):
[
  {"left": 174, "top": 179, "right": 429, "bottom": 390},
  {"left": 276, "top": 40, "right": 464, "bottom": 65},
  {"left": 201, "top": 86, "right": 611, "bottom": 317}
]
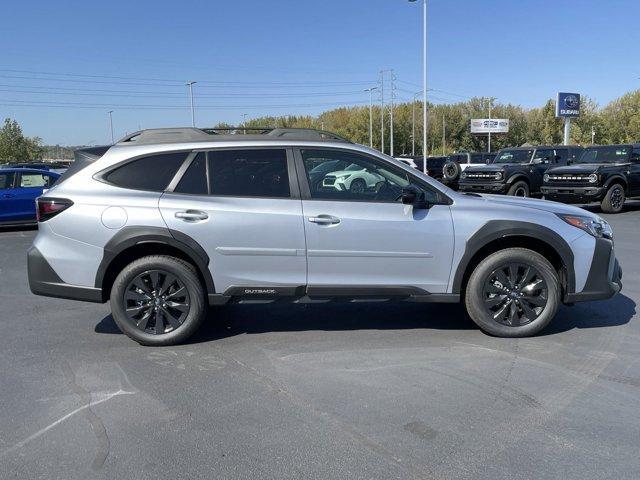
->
[
  {"left": 547, "top": 163, "right": 629, "bottom": 174},
  {"left": 325, "top": 169, "right": 360, "bottom": 176},
  {"left": 465, "top": 163, "right": 524, "bottom": 172},
  {"left": 467, "top": 193, "right": 601, "bottom": 219}
]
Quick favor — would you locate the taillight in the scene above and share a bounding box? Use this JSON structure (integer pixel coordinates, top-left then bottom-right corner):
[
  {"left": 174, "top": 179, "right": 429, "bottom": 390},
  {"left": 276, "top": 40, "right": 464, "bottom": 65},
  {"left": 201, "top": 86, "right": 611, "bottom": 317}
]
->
[{"left": 37, "top": 198, "right": 73, "bottom": 222}]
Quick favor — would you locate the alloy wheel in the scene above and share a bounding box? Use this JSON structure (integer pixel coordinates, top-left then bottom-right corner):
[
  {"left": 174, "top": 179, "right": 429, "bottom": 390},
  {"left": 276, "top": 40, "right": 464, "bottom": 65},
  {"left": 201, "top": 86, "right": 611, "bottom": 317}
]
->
[
  {"left": 514, "top": 186, "right": 527, "bottom": 197},
  {"left": 482, "top": 263, "right": 548, "bottom": 326},
  {"left": 123, "top": 269, "right": 190, "bottom": 335},
  {"left": 611, "top": 186, "right": 624, "bottom": 210}
]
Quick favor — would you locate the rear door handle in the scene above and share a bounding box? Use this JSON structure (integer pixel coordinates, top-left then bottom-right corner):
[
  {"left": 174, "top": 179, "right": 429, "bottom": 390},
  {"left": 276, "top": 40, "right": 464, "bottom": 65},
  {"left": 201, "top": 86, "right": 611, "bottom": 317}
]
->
[
  {"left": 175, "top": 210, "right": 209, "bottom": 222},
  {"left": 308, "top": 215, "right": 340, "bottom": 225}
]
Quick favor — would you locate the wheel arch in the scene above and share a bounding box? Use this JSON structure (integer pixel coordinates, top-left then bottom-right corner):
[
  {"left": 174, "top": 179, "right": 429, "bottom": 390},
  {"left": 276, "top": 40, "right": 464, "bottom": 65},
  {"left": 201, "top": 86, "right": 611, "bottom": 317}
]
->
[
  {"left": 603, "top": 175, "right": 628, "bottom": 192},
  {"left": 95, "top": 226, "right": 215, "bottom": 302},
  {"left": 452, "top": 221, "right": 575, "bottom": 300},
  {"left": 506, "top": 174, "right": 529, "bottom": 186}
]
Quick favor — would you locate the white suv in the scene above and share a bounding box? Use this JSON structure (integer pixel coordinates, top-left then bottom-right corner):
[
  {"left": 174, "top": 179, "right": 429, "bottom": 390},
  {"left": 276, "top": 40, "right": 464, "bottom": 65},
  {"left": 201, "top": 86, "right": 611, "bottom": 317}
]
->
[{"left": 28, "top": 128, "right": 622, "bottom": 345}]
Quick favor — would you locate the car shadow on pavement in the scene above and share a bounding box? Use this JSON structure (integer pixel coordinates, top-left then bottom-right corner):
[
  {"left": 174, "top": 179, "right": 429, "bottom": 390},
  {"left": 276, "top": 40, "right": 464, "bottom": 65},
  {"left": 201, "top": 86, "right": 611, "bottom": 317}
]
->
[{"left": 94, "top": 293, "right": 636, "bottom": 344}]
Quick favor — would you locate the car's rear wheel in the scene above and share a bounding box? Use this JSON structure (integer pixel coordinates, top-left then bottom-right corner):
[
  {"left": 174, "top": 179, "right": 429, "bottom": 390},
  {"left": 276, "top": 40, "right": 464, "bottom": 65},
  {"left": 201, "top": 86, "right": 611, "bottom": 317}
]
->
[
  {"left": 507, "top": 181, "right": 530, "bottom": 197},
  {"left": 464, "top": 248, "right": 560, "bottom": 337},
  {"left": 600, "top": 183, "right": 625, "bottom": 213},
  {"left": 110, "top": 255, "right": 206, "bottom": 346}
]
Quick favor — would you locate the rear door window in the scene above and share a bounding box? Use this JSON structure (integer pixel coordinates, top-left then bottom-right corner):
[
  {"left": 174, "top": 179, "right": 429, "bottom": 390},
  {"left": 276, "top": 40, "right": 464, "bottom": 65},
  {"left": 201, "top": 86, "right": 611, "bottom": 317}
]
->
[
  {"left": 104, "top": 152, "right": 188, "bottom": 191},
  {"left": 0, "top": 172, "right": 15, "bottom": 189},
  {"left": 207, "top": 149, "right": 290, "bottom": 198}
]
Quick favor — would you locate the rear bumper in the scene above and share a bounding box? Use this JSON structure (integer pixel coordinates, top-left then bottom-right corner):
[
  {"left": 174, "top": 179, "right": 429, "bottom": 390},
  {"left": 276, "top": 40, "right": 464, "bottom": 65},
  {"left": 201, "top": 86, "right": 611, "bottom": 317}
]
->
[
  {"left": 459, "top": 181, "right": 507, "bottom": 194},
  {"left": 542, "top": 185, "right": 606, "bottom": 204},
  {"left": 564, "top": 238, "right": 622, "bottom": 303},
  {"left": 27, "top": 246, "right": 103, "bottom": 303}
]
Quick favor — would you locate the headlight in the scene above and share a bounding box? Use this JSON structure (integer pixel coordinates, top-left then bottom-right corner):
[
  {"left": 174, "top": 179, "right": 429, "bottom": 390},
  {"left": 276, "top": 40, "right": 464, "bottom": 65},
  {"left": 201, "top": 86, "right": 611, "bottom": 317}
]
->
[
  {"left": 557, "top": 214, "right": 613, "bottom": 239},
  {"left": 460, "top": 171, "right": 467, "bottom": 179},
  {"left": 543, "top": 173, "right": 549, "bottom": 183},
  {"left": 335, "top": 173, "right": 352, "bottom": 180},
  {"left": 588, "top": 173, "right": 598, "bottom": 183},
  {"left": 494, "top": 171, "right": 503, "bottom": 181}
]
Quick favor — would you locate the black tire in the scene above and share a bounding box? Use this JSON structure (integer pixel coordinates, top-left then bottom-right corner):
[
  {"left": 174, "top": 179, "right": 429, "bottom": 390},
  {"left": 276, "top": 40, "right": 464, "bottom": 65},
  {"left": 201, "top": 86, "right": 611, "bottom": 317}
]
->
[
  {"left": 443, "top": 161, "right": 460, "bottom": 181},
  {"left": 507, "top": 181, "right": 530, "bottom": 197},
  {"left": 464, "top": 248, "right": 560, "bottom": 337},
  {"left": 350, "top": 178, "right": 366, "bottom": 193},
  {"left": 110, "top": 255, "right": 206, "bottom": 346},
  {"left": 600, "top": 183, "right": 625, "bottom": 213}
]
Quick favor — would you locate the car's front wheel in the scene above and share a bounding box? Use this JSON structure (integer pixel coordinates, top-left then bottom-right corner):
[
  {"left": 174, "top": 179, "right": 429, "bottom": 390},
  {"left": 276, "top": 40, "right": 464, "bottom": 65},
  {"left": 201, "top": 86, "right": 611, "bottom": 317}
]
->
[
  {"left": 110, "top": 255, "right": 206, "bottom": 346},
  {"left": 464, "top": 248, "right": 560, "bottom": 337},
  {"left": 507, "top": 181, "right": 530, "bottom": 197},
  {"left": 600, "top": 183, "right": 625, "bottom": 213}
]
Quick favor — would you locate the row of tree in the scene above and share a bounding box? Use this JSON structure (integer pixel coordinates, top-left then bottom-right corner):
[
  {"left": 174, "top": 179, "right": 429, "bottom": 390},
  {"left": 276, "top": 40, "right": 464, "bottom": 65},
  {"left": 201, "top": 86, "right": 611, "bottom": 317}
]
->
[
  {"left": 1, "top": 90, "right": 638, "bottom": 161},
  {"left": 223, "top": 89, "right": 640, "bottom": 156}
]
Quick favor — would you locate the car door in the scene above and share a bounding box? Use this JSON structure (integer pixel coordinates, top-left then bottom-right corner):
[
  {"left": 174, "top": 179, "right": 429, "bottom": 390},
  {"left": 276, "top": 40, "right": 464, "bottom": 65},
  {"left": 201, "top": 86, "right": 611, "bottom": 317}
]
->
[
  {"left": 530, "top": 148, "right": 554, "bottom": 191},
  {"left": 159, "top": 148, "right": 307, "bottom": 295},
  {"left": 0, "top": 172, "right": 18, "bottom": 222},
  {"left": 629, "top": 147, "right": 640, "bottom": 195},
  {"left": 13, "top": 171, "right": 54, "bottom": 221},
  {"left": 296, "top": 147, "right": 454, "bottom": 294}
]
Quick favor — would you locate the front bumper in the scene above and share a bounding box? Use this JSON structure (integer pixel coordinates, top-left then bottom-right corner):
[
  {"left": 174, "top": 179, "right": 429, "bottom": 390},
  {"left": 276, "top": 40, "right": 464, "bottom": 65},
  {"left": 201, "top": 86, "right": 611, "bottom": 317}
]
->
[
  {"left": 28, "top": 246, "right": 103, "bottom": 303},
  {"left": 459, "top": 181, "right": 507, "bottom": 194},
  {"left": 541, "top": 185, "right": 606, "bottom": 204},
  {"left": 565, "top": 237, "right": 622, "bottom": 303}
]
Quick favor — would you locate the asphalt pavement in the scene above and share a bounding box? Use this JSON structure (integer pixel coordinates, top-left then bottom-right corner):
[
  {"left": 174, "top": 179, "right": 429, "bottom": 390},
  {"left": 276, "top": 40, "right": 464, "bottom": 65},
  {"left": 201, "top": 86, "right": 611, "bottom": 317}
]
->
[{"left": 1, "top": 203, "right": 639, "bottom": 480}]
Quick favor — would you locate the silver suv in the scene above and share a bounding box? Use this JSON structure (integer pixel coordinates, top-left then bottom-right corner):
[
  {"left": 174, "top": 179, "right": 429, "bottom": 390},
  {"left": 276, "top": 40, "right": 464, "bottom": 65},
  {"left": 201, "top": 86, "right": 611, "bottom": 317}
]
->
[{"left": 28, "top": 128, "right": 622, "bottom": 345}]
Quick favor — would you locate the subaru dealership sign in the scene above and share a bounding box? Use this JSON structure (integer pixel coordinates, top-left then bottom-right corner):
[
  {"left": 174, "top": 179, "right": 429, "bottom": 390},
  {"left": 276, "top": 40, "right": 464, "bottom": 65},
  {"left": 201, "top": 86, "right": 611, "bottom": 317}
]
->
[
  {"left": 556, "top": 92, "right": 580, "bottom": 117},
  {"left": 470, "top": 118, "right": 509, "bottom": 134}
]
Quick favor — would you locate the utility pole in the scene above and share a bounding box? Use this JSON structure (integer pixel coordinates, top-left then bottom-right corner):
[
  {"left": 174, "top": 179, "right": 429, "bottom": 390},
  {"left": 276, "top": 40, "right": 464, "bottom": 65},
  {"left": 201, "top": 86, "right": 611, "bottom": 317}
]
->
[
  {"left": 186, "top": 81, "right": 197, "bottom": 127},
  {"left": 442, "top": 113, "right": 446, "bottom": 156},
  {"left": 242, "top": 113, "right": 248, "bottom": 134},
  {"left": 364, "top": 87, "right": 378, "bottom": 148},
  {"left": 591, "top": 125, "right": 595, "bottom": 145},
  {"left": 108, "top": 110, "right": 114, "bottom": 144},
  {"left": 390, "top": 70, "right": 396, "bottom": 157},
  {"left": 379, "top": 71, "right": 385, "bottom": 154}
]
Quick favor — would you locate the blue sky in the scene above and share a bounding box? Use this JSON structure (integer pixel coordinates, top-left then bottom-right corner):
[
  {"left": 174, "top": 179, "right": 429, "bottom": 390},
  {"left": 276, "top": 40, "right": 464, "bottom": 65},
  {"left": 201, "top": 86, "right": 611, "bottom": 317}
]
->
[{"left": 1, "top": 0, "right": 638, "bottom": 145}]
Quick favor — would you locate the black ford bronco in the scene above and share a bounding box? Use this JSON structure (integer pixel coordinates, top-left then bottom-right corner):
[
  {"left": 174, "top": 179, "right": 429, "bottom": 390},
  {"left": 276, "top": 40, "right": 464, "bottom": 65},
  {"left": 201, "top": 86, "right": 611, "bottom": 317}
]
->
[
  {"left": 458, "top": 145, "right": 583, "bottom": 197},
  {"left": 542, "top": 144, "right": 640, "bottom": 213}
]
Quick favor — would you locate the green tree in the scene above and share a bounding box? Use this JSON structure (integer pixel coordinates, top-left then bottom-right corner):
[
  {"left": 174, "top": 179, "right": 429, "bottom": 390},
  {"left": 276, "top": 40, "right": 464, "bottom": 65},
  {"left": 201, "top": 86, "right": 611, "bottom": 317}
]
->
[{"left": 0, "top": 118, "right": 44, "bottom": 161}]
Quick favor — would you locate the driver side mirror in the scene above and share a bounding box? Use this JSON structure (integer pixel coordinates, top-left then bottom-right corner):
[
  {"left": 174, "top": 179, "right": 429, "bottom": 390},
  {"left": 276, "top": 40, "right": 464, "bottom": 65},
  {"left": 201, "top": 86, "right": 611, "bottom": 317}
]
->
[
  {"left": 400, "top": 184, "right": 429, "bottom": 209},
  {"left": 531, "top": 157, "right": 546, "bottom": 165}
]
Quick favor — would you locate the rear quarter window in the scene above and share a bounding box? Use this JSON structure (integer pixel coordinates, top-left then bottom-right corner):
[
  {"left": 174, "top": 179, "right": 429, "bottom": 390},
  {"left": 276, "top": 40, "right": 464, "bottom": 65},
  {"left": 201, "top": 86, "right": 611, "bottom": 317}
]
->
[{"left": 104, "top": 152, "right": 188, "bottom": 191}]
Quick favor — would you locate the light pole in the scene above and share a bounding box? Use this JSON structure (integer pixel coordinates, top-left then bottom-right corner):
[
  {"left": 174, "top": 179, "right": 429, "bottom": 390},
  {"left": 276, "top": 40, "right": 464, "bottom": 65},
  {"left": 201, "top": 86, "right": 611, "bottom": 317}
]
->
[
  {"left": 591, "top": 125, "right": 596, "bottom": 145},
  {"left": 364, "top": 87, "right": 378, "bottom": 148},
  {"left": 409, "top": 0, "right": 428, "bottom": 174},
  {"left": 108, "top": 110, "right": 114, "bottom": 144},
  {"left": 186, "top": 81, "right": 197, "bottom": 127},
  {"left": 379, "top": 71, "right": 385, "bottom": 154},
  {"left": 412, "top": 91, "right": 421, "bottom": 156},
  {"left": 242, "top": 113, "right": 248, "bottom": 134}
]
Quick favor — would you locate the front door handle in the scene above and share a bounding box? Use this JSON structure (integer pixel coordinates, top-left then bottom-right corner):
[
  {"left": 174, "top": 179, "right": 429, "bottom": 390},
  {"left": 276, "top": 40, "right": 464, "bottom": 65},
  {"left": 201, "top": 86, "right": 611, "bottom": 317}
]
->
[
  {"left": 308, "top": 215, "right": 340, "bottom": 225},
  {"left": 175, "top": 210, "right": 209, "bottom": 222},
  {"left": 2, "top": 193, "right": 14, "bottom": 198}
]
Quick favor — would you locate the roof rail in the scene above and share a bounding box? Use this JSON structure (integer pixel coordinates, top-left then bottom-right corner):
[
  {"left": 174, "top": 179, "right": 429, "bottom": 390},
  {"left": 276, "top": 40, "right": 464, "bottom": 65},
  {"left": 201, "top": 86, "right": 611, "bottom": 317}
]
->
[{"left": 116, "top": 127, "right": 351, "bottom": 145}]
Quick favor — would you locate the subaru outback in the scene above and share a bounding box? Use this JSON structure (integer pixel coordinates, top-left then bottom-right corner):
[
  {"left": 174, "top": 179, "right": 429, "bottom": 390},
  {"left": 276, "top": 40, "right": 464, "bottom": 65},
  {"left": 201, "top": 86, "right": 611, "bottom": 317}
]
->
[{"left": 28, "top": 128, "right": 622, "bottom": 345}]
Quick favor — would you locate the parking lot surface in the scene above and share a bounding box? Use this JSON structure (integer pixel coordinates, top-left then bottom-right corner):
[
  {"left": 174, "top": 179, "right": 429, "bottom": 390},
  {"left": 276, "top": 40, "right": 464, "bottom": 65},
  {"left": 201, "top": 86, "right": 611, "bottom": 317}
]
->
[{"left": 1, "top": 203, "right": 639, "bottom": 480}]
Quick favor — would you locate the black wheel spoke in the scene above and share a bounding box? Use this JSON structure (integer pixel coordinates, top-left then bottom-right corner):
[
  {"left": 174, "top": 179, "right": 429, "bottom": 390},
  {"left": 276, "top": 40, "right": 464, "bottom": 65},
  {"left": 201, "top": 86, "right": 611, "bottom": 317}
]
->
[
  {"left": 160, "top": 274, "right": 177, "bottom": 296},
  {"left": 166, "top": 300, "right": 189, "bottom": 313},
  {"left": 493, "top": 302, "right": 511, "bottom": 323},
  {"left": 154, "top": 309, "right": 164, "bottom": 334},
  {"left": 519, "top": 299, "right": 538, "bottom": 321},
  {"left": 517, "top": 266, "right": 533, "bottom": 289},
  {"left": 137, "top": 309, "right": 152, "bottom": 330},
  {"left": 522, "top": 294, "right": 546, "bottom": 307},
  {"left": 162, "top": 307, "right": 183, "bottom": 329},
  {"left": 485, "top": 294, "right": 507, "bottom": 308},
  {"left": 495, "top": 269, "right": 511, "bottom": 289},
  {"left": 125, "top": 289, "right": 149, "bottom": 302},
  {"left": 509, "top": 301, "right": 519, "bottom": 326},
  {"left": 166, "top": 286, "right": 186, "bottom": 300},
  {"left": 508, "top": 264, "right": 519, "bottom": 287},
  {"left": 133, "top": 278, "right": 151, "bottom": 296},
  {"left": 126, "top": 304, "right": 148, "bottom": 315}
]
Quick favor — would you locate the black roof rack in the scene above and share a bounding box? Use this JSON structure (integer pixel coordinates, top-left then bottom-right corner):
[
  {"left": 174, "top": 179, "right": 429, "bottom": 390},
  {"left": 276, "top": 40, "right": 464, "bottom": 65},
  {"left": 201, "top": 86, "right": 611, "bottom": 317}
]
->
[{"left": 116, "top": 127, "right": 351, "bottom": 145}]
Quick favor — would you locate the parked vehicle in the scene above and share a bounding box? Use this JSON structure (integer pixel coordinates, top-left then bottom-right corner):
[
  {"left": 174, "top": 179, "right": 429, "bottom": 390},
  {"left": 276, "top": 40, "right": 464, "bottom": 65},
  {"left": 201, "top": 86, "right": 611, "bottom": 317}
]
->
[
  {"left": 459, "top": 146, "right": 583, "bottom": 197},
  {"left": 28, "top": 127, "right": 621, "bottom": 345},
  {"left": 395, "top": 155, "right": 447, "bottom": 180},
  {"left": 542, "top": 144, "right": 640, "bottom": 213},
  {"left": 442, "top": 152, "right": 496, "bottom": 188},
  {"left": 8, "top": 162, "right": 69, "bottom": 174},
  {"left": 0, "top": 168, "right": 60, "bottom": 226}
]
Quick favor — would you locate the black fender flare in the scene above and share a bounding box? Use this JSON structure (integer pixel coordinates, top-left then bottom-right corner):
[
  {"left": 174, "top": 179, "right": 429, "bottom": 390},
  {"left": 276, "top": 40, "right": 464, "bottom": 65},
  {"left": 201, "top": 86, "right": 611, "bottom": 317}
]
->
[
  {"left": 602, "top": 175, "right": 628, "bottom": 192},
  {"left": 94, "top": 226, "right": 215, "bottom": 294},
  {"left": 505, "top": 173, "right": 529, "bottom": 185},
  {"left": 451, "top": 220, "right": 575, "bottom": 295}
]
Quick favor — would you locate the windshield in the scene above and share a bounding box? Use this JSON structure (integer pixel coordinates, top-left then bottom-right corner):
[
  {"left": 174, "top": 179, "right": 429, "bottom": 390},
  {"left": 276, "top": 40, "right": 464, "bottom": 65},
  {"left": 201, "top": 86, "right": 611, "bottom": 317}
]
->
[
  {"left": 493, "top": 149, "right": 534, "bottom": 164},
  {"left": 576, "top": 146, "right": 631, "bottom": 164}
]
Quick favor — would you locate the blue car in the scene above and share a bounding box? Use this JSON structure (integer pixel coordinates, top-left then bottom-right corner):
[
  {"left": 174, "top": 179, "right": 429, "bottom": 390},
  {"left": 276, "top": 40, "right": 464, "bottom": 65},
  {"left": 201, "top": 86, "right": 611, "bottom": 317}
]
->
[{"left": 0, "top": 168, "right": 61, "bottom": 226}]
